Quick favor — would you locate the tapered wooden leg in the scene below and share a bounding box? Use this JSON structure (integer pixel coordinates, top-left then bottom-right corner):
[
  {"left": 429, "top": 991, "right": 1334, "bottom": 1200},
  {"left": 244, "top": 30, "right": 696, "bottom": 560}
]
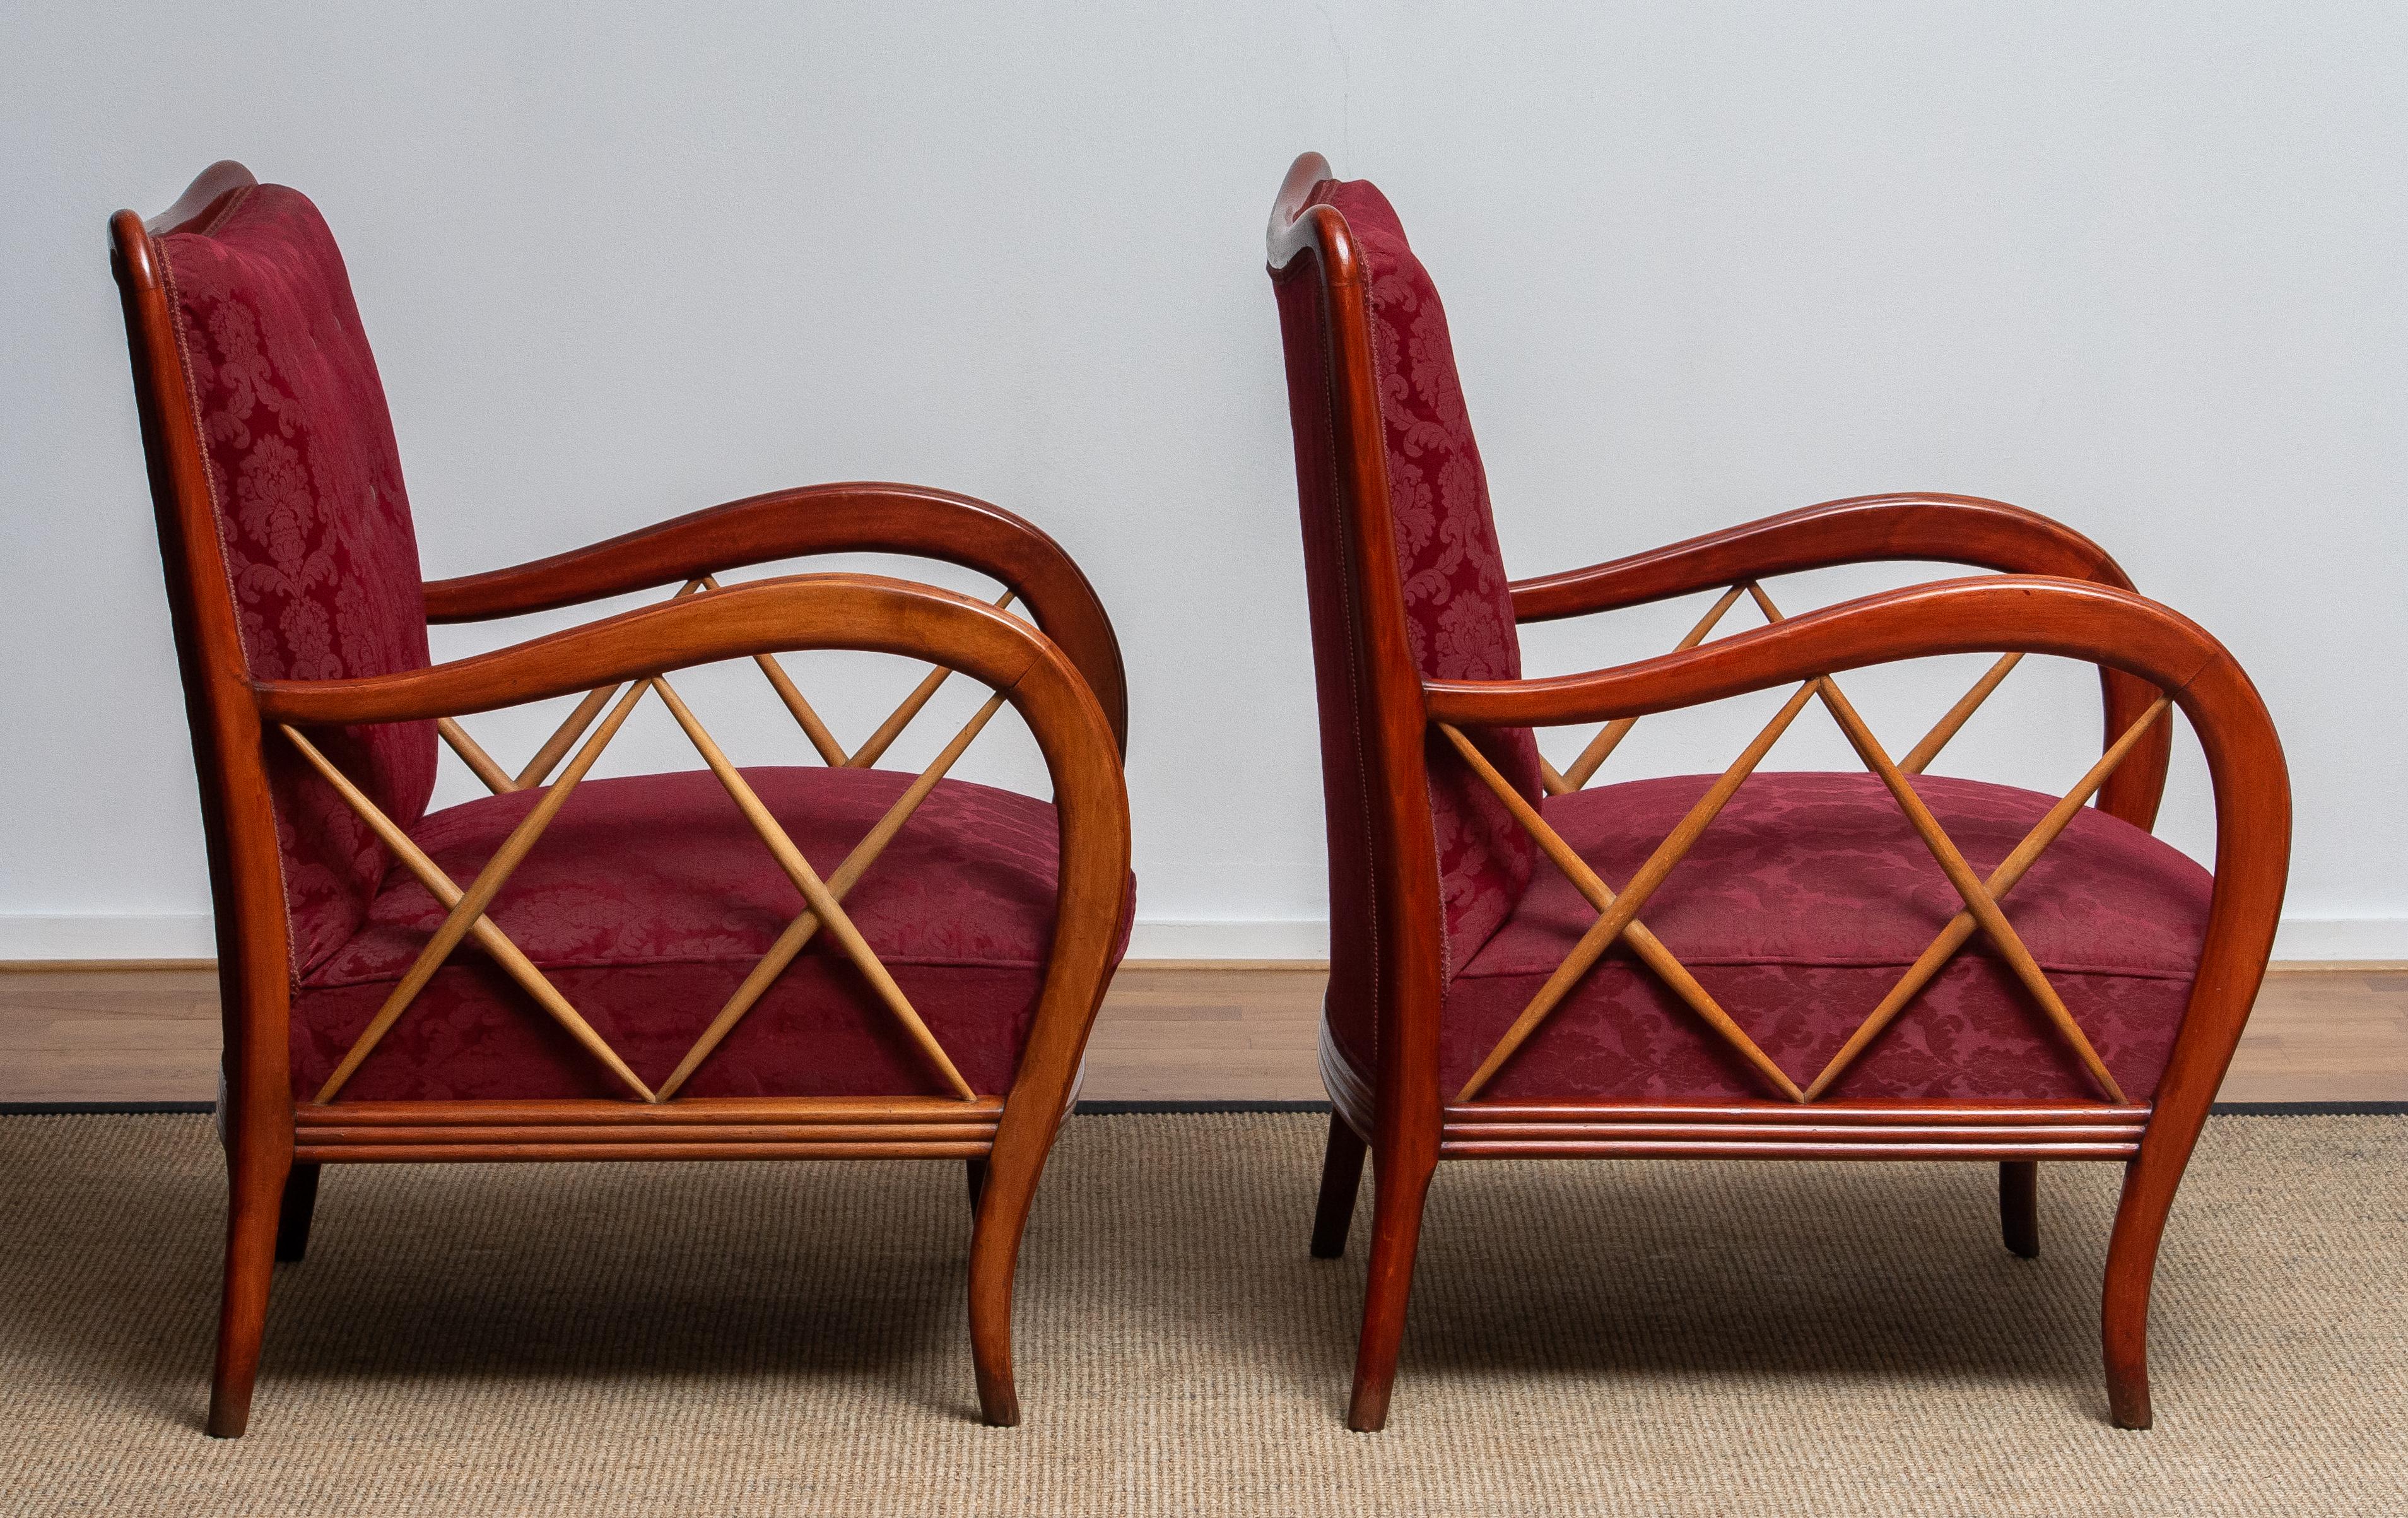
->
[
  {"left": 1347, "top": 1144, "right": 1436, "bottom": 1432},
  {"left": 964, "top": 1157, "right": 989, "bottom": 1216},
  {"left": 208, "top": 1136, "right": 291, "bottom": 1437},
  {"left": 968, "top": 1139, "right": 1051, "bottom": 1426},
  {"left": 1999, "top": 1160, "right": 2039, "bottom": 1259},
  {"left": 2103, "top": 1155, "right": 2178, "bottom": 1430},
  {"left": 274, "top": 1163, "right": 321, "bottom": 1264},
  {"left": 1311, "top": 1112, "right": 1368, "bottom": 1259}
]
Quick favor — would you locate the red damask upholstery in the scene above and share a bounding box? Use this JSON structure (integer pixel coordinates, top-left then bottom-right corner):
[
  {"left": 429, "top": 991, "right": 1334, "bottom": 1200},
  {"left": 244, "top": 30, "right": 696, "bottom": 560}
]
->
[
  {"left": 294, "top": 766, "right": 1132, "bottom": 1100},
  {"left": 158, "top": 186, "right": 436, "bottom": 974},
  {"left": 1312, "top": 182, "right": 1542, "bottom": 979},
  {"left": 1445, "top": 773, "right": 2211, "bottom": 1102}
]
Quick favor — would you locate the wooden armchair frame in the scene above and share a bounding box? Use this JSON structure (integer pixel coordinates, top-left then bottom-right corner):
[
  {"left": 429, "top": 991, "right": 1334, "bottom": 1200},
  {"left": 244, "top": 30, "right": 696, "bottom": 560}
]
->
[
  {"left": 1267, "top": 153, "right": 2290, "bottom": 1432},
  {"left": 112, "top": 163, "right": 1131, "bottom": 1437}
]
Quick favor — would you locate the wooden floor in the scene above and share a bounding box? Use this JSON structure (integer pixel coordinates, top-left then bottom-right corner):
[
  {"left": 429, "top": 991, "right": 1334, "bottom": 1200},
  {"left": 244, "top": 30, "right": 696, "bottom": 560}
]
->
[{"left": 3, "top": 963, "right": 2402, "bottom": 1105}]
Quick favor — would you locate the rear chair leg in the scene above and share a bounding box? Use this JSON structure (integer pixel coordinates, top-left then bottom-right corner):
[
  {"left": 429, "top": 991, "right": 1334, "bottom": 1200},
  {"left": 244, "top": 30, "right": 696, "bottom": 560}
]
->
[
  {"left": 1311, "top": 1112, "right": 1368, "bottom": 1259},
  {"left": 275, "top": 1163, "right": 322, "bottom": 1264},
  {"left": 1999, "top": 1160, "right": 2039, "bottom": 1259}
]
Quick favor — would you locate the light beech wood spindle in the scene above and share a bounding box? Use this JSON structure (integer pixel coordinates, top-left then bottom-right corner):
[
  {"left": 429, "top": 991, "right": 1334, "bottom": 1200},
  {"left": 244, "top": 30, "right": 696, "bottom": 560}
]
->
[
  {"left": 1553, "top": 585, "right": 1749, "bottom": 794},
  {"left": 437, "top": 717, "right": 519, "bottom": 794},
  {"left": 1802, "top": 697, "right": 2170, "bottom": 1099},
  {"left": 654, "top": 690, "right": 1009, "bottom": 1100},
  {"left": 845, "top": 590, "right": 1016, "bottom": 770},
  {"left": 1438, "top": 723, "right": 1804, "bottom": 1102},
  {"left": 649, "top": 676, "right": 977, "bottom": 1100},
  {"left": 1457, "top": 678, "right": 1820, "bottom": 1101},
  {"left": 1744, "top": 584, "right": 2127, "bottom": 1102},
  {"left": 1899, "top": 652, "right": 2024, "bottom": 775},
  {"left": 280, "top": 725, "right": 654, "bottom": 1102}
]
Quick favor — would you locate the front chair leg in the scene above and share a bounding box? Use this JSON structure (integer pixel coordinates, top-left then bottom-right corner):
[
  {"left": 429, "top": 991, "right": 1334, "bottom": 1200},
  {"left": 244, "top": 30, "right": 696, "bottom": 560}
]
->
[
  {"left": 1310, "top": 1112, "right": 1368, "bottom": 1259},
  {"left": 275, "top": 1163, "right": 322, "bottom": 1264},
  {"left": 967, "top": 1132, "right": 1057, "bottom": 1427},
  {"left": 208, "top": 1136, "right": 292, "bottom": 1437},
  {"left": 2103, "top": 1153, "right": 2183, "bottom": 1430},
  {"left": 1346, "top": 1143, "right": 1436, "bottom": 1432},
  {"left": 1999, "top": 1160, "right": 2039, "bottom": 1259}
]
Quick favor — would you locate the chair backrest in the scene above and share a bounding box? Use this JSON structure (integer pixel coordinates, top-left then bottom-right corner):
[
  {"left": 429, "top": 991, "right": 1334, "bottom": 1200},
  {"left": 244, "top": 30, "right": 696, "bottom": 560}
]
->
[
  {"left": 115, "top": 168, "right": 435, "bottom": 978},
  {"left": 1267, "top": 162, "right": 1541, "bottom": 1074}
]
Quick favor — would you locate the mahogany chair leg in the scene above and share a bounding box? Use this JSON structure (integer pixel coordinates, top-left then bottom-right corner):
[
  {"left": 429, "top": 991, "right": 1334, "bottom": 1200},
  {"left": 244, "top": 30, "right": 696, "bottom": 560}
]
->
[
  {"left": 274, "top": 1162, "right": 322, "bottom": 1264},
  {"left": 1346, "top": 1144, "right": 1437, "bottom": 1432},
  {"left": 964, "top": 1157, "right": 989, "bottom": 1216},
  {"left": 207, "top": 1137, "right": 291, "bottom": 1438},
  {"left": 1310, "top": 1112, "right": 1368, "bottom": 1259},
  {"left": 967, "top": 1134, "right": 1054, "bottom": 1427},
  {"left": 2103, "top": 1151, "right": 2183, "bottom": 1430},
  {"left": 1999, "top": 1160, "right": 2039, "bottom": 1259}
]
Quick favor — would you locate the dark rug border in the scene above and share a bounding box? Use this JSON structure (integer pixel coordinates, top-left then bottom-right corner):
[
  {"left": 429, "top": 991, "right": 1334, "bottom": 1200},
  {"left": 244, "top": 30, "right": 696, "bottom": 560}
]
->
[{"left": 4, "top": 1099, "right": 2402, "bottom": 1117}]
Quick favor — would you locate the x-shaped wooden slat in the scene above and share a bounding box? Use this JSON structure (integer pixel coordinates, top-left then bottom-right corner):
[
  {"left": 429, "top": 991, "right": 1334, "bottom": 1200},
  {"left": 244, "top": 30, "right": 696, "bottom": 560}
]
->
[
  {"left": 307, "top": 575, "right": 1020, "bottom": 1103},
  {"left": 1457, "top": 579, "right": 2156, "bottom": 1105},
  {"left": 1441, "top": 723, "right": 1804, "bottom": 1102}
]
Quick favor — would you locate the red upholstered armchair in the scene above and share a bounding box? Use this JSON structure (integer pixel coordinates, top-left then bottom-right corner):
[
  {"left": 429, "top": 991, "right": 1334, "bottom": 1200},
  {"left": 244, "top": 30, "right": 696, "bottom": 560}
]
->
[
  {"left": 1264, "top": 155, "right": 2289, "bottom": 1432},
  {"left": 110, "top": 163, "right": 1132, "bottom": 1436}
]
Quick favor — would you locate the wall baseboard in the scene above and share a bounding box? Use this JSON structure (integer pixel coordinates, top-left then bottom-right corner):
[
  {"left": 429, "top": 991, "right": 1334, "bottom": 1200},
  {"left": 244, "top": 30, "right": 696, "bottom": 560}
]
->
[
  {"left": 2, "top": 912, "right": 2402, "bottom": 965},
  {"left": 0, "top": 914, "right": 218, "bottom": 961}
]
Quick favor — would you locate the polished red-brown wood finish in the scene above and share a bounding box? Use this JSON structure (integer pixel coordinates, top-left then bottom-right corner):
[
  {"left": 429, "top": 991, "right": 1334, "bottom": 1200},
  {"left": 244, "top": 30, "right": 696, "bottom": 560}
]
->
[
  {"left": 112, "top": 163, "right": 1132, "bottom": 1435},
  {"left": 1267, "top": 151, "right": 2291, "bottom": 1432}
]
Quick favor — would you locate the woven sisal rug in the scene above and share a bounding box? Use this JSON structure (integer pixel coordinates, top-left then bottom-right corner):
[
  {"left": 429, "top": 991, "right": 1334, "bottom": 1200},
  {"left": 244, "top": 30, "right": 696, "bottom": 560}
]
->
[{"left": 1, "top": 1112, "right": 2399, "bottom": 1515}]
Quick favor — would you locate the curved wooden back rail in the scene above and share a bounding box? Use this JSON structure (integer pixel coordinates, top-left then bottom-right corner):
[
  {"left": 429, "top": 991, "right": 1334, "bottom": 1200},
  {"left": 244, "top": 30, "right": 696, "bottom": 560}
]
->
[
  {"left": 1267, "top": 152, "right": 2290, "bottom": 1433},
  {"left": 114, "top": 162, "right": 1131, "bottom": 1436}
]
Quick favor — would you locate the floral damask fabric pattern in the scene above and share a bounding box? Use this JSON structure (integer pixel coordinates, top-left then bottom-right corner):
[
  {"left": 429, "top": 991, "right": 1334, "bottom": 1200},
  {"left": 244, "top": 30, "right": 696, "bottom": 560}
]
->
[
  {"left": 1443, "top": 772, "right": 2213, "bottom": 1102},
  {"left": 1318, "top": 181, "right": 1542, "bottom": 980},
  {"left": 160, "top": 187, "right": 436, "bottom": 975}
]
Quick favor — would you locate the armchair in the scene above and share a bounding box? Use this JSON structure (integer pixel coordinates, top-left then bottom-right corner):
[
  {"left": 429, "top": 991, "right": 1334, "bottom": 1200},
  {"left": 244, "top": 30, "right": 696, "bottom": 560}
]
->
[
  {"left": 112, "top": 163, "right": 1132, "bottom": 1435},
  {"left": 1266, "top": 155, "right": 2288, "bottom": 1432}
]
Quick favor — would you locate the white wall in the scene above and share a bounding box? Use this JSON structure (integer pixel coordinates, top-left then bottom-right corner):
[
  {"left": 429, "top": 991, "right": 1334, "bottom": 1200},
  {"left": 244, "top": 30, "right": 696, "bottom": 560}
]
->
[{"left": 3, "top": 1, "right": 2400, "bottom": 960}]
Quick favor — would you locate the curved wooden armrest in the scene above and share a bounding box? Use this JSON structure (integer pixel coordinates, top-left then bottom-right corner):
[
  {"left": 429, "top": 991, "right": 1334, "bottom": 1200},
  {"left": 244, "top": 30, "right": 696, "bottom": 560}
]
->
[
  {"left": 1433, "top": 577, "right": 2218, "bottom": 729},
  {"left": 1503, "top": 499, "right": 2169, "bottom": 824},
  {"left": 421, "top": 481, "right": 1126, "bottom": 752},
  {"left": 1506, "top": 494, "right": 2132, "bottom": 624},
  {"left": 262, "top": 572, "right": 1079, "bottom": 727}
]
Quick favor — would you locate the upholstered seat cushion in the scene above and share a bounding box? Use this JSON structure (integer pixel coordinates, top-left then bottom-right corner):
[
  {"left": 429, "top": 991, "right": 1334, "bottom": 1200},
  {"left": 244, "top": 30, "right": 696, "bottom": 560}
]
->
[
  {"left": 293, "top": 766, "right": 1130, "bottom": 1102},
  {"left": 1442, "top": 773, "right": 2211, "bottom": 1103}
]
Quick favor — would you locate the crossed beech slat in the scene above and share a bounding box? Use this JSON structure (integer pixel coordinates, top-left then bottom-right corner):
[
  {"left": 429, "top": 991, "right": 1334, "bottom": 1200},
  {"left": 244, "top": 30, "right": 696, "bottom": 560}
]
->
[
  {"left": 280, "top": 724, "right": 655, "bottom": 1103},
  {"left": 654, "top": 688, "right": 1010, "bottom": 1100},
  {"left": 329, "top": 572, "right": 1028, "bottom": 1108},
  {"left": 1746, "top": 584, "right": 2128, "bottom": 1103},
  {"left": 510, "top": 579, "right": 712, "bottom": 789},
  {"left": 1460, "top": 574, "right": 2152, "bottom": 1105},
  {"left": 1545, "top": 586, "right": 2026, "bottom": 797},
  {"left": 1899, "top": 652, "right": 2023, "bottom": 775},
  {"left": 1803, "top": 696, "right": 2170, "bottom": 1100},
  {"left": 1546, "top": 585, "right": 1748, "bottom": 796},
  {"left": 436, "top": 717, "right": 518, "bottom": 794},
  {"left": 1437, "top": 723, "right": 1804, "bottom": 1102},
  {"left": 1455, "top": 678, "right": 1821, "bottom": 1102},
  {"left": 649, "top": 675, "right": 979, "bottom": 1101},
  {"left": 314, "top": 678, "right": 655, "bottom": 1102}
]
